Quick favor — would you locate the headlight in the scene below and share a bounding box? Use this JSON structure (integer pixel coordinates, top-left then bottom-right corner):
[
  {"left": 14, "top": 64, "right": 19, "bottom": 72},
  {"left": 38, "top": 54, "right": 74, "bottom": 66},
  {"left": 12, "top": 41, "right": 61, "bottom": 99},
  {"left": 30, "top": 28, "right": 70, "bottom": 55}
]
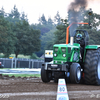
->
[
  {"left": 63, "top": 54, "right": 66, "bottom": 57},
  {"left": 54, "top": 53, "right": 57, "bottom": 57},
  {"left": 61, "top": 47, "right": 66, "bottom": 53},
  {"left": 54, "top": 47, "right": 58, "bottom": 52}
]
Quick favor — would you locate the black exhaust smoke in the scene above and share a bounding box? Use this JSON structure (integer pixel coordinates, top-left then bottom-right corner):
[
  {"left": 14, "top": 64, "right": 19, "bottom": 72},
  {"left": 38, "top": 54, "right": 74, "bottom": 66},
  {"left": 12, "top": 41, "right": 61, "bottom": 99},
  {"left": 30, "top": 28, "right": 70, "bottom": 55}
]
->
[
  {"left": 68, "top": 0, "right": 88, "bottom": 36},
  {"left": 69, "top": 0, "right": 87, "bottom": 11}
]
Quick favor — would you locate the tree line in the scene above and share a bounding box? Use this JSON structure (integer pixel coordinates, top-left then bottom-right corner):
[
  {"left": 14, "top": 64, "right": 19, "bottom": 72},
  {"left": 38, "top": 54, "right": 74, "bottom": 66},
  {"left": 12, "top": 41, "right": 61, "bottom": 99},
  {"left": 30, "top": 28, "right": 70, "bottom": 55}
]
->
[
  {"left": 0, "top": 5, "right": 40, "bottom": 58},
  {"left": 29, "top": 11, "right": 62, "bottom": 57},
  {"left": 53, "top": 8, "right": 100, "bottom": 47},
  {"left": 0, "top": 6, "right": 100, "bottom": 58},
  {"left": 0, "top": 5, "right": 62, "bottom": 58}
]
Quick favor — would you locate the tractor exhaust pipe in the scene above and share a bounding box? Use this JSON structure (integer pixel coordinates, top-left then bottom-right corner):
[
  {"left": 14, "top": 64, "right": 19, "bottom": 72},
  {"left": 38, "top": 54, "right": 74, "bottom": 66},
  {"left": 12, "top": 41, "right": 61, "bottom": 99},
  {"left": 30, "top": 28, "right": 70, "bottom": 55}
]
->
[
  {"left": 70, "top": 37, "right": 74, "bottom": 45},
  {"left": 66, "top": 22, "right": 88, "bottom": 44}
]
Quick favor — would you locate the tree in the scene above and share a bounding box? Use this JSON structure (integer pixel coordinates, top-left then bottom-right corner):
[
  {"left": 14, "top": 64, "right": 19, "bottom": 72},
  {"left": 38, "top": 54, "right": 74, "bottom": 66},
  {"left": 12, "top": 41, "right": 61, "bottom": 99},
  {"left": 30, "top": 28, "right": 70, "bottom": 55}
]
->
[
  {"left": 0, "top": 7, "right": 5, "bottom": 17},
  {"left": 20, "top": 11, "right": 28, "bottom": 21},
  {"left": 9, "top": 5, "right": 20, "bottom": 19},
  {"left": 67, "top": 7, "right": 100, "bottom": 45},
  {"left": 54, "top": 11, "right": 61, "bottom": 25},
  {"left": 0, "top": 6, "right": 42, "bottom": 58},
  {"left": 13, "top": 20, "right": 40, "bottom": 58},
  {"left": 54, "top": 19, "right": 69, "bottom": 44},
  {"left": 34, "top": 15, "right": 56, "bottom": 57},
  {"left": 6, "top": 5, "right": 20, "bottom": 25},
  {"left": 22, "top": 27, "right": 41, "bottom": 55},
  {"left": 31, "top": 14, "right": 57, "bottom": 57},
  {"left": 77, "top": 9, "right": 100, "bottom": 45},
  {"left": 48, "top": 17, "right": 53, "bottom": 26},
  {"left": 38, "top": 14, "right": 47, "bottom": 25},
  {"left": 41, "top": 28, "right": 56, "bottom": 50},
  {"left": 0, "top": 16, "right": 15, "bottom": 57}
]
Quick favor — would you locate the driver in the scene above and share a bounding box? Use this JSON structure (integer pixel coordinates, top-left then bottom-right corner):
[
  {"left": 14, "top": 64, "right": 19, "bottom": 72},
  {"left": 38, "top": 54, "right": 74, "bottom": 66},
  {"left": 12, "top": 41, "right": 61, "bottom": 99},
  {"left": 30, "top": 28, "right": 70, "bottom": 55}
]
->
[{"left": 75, "top": 34, "right": 85, "bottom": 60}]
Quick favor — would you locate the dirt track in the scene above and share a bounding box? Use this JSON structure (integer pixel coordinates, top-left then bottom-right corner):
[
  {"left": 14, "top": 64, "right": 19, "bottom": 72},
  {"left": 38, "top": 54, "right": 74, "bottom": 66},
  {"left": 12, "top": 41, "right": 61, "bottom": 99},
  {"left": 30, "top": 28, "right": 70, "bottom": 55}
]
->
[{"left": 0, "top": 76, "right": 100, "bottom": 100}]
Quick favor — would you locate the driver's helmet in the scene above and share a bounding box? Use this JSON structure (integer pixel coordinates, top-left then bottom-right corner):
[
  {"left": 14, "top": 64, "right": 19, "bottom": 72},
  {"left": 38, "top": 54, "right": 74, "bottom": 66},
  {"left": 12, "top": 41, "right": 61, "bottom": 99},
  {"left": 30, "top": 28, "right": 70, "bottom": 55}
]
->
[{"left": 76, "top": 34, "right": 82, "bottom": 40}]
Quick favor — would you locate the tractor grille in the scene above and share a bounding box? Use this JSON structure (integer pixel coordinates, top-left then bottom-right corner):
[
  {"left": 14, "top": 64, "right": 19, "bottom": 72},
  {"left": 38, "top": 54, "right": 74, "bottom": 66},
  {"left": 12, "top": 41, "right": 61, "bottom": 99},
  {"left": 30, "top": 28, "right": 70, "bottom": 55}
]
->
[{"left": 68, "top": 47, "right": 71, "bottom": 53}]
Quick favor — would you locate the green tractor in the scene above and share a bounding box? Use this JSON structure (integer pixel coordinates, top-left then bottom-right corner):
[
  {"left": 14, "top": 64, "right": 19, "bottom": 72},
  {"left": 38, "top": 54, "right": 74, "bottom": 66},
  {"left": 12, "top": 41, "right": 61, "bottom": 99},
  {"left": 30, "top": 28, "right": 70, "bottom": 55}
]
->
[{"left": 41, "top": 22, "right": 100, "bottom": 85}]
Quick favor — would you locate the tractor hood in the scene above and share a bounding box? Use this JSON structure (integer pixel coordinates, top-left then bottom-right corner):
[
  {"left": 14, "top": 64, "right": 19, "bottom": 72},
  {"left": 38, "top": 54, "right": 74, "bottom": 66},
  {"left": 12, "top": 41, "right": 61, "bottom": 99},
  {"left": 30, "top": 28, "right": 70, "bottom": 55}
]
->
[{"left": 53, "top": 43, "right": 80, "bottom": 64}]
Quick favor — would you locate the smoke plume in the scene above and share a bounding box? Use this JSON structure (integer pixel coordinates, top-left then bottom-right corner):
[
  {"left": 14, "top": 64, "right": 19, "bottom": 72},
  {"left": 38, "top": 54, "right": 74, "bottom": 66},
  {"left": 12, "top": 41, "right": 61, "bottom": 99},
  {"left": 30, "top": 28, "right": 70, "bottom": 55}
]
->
[
  {"left": 68, "top": 0, "right": 88, "bottom": 36},
  {"left": 69, "top": 0, "right": 87, "bottom": 11}
]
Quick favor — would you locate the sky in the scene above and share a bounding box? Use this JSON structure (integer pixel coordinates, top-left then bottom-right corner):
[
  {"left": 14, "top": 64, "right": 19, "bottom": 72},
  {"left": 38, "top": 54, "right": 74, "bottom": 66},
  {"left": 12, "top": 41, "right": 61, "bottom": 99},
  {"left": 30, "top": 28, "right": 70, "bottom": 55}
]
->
[{"left": 0, "top": 0, "right": 100, "bottom": 24}]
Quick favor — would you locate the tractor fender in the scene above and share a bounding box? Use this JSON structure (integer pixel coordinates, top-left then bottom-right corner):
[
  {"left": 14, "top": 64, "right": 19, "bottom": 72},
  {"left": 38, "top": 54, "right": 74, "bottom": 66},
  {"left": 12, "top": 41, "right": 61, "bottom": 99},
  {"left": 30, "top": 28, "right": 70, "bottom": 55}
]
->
[
  {"left": 85, "top": 45, "right": 100, "bottom": 49},
  {"left": 83, "top": 45, "right": 100, "bottom": 62}
]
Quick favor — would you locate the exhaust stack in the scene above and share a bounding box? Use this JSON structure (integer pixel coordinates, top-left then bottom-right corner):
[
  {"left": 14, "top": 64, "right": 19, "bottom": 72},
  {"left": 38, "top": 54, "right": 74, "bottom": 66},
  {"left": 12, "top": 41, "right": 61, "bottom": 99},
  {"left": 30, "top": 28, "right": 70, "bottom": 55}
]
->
[
  {"left": 70, "top": 37, "right": 74, "bottom": 45},
  {"left": 66, "top": 22, "right": 88, "bottom": 44}
]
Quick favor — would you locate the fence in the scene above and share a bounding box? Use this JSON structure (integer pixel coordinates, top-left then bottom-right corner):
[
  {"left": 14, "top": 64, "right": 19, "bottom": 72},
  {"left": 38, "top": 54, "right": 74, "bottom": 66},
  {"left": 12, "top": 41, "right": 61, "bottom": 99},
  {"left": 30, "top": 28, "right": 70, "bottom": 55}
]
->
[{"left": 0, "top": 58, "right": 44, "bottom": 68}]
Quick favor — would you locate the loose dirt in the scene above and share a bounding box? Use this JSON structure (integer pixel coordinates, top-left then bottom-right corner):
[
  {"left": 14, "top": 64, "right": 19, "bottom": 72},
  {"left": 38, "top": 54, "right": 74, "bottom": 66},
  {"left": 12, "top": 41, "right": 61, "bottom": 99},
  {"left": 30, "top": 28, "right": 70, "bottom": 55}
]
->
[{"left": 0, "top": 76, "right": 100, "bottom": 100}]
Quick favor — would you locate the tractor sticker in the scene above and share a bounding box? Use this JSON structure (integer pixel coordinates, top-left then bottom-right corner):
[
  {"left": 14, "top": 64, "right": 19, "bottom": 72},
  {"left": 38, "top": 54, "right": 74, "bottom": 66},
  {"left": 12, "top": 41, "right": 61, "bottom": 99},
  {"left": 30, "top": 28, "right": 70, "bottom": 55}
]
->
[{"left": 58, "top": 96, "right": 67, "bottom": 100}]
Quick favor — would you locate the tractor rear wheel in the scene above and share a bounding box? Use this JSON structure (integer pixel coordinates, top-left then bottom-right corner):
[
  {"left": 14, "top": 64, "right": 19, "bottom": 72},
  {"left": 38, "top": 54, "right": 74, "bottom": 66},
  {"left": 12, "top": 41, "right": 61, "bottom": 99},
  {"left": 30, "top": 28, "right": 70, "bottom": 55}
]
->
[
  {"left": 84, "top": 50, "right": 92, "bottom": 84},
  {"left": 70, "top": 63, "right": 81, "bottom": 83},
  {"left": 41, "top": 65, "right": 50, "bottom": 83},
  {"left": 84, "top": 49, "right": 100, "bottom": 85}
]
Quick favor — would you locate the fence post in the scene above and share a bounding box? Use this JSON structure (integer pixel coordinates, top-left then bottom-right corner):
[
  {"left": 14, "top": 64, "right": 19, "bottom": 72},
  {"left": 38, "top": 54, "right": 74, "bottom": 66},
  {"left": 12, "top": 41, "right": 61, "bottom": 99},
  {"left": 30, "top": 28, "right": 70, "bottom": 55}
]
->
[
  {"left": 11, "top": 58, "right": 13, "bottom": 68},
  {"left": 18, "top": 61, "right": 20, "bottom": 68},
  {"left": 32, "top": 60, "right": 34, "bottom": 68},
  {"left": 29, "top": 60, "right": 31, "bottom": 68},
  {"left": 37, "top": 61, "right": 39, "bottom": 68},
  {"left": 15, "top": 58, "right": 16, "bottom": 68}
]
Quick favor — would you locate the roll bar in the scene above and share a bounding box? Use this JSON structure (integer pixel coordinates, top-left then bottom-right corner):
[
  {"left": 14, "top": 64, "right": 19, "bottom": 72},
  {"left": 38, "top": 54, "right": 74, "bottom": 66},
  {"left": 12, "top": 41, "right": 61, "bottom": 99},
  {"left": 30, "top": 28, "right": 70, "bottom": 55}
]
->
[{"left": 66, "top": 22, "right": 88, "bottom": 44}]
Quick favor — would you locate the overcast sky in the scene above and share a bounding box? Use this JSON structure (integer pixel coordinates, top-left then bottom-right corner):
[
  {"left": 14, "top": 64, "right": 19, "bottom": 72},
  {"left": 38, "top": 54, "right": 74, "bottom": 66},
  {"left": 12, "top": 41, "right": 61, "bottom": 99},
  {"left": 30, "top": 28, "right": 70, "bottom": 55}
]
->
[{"left": 0, "top": 0, "right": 100, "bottom": 24}]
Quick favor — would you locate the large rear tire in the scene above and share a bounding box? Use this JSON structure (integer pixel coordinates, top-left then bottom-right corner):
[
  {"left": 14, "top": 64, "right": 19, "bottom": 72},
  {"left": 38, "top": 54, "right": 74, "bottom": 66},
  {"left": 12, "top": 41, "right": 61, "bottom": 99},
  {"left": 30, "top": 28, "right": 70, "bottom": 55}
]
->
[
  {"left": 70, "top": 63, "right": 81, "bottom": 83},
  {"left": 84, "top": 49, "right": 100, "bottom": 85},
  {"left": 84, "top": 50, "right": 92, "bottom": 84},
  {"left": 41, "top": 65, "right": 50, "bottom": 83}
]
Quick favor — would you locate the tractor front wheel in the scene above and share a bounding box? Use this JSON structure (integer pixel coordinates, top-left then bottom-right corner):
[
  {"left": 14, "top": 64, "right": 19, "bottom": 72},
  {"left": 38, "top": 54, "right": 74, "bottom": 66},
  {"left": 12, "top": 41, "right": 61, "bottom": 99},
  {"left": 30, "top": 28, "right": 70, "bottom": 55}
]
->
[
  {"left": 41, "top": 65, "right": 50, "bottom": 83},
  {"left": 70, "top": 63, "right": 81, "bottom": 83}
]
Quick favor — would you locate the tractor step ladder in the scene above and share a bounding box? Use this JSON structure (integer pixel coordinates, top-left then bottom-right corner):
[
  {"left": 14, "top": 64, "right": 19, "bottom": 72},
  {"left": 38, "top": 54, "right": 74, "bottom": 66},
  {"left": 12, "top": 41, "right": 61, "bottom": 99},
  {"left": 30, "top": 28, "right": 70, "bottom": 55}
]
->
[{"left": 57, "top": 79, "right": 69, "bottom": 100}]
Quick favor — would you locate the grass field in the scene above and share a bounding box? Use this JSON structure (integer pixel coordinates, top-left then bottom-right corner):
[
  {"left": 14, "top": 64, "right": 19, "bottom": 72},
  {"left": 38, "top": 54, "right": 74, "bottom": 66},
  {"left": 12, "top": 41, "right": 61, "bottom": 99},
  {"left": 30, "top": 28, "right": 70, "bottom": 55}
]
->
[
  {"left": 2, "top": 73, "right": 41, "bottom": 77},
  {"left": 0, "top": 53, "right": 30, "bottom": 59},
  {"left": 0, "top": 53, "right": 43, "bottom": 60},
  {"left": 10, "top": 54, "right": 30, "bottom": 59}
]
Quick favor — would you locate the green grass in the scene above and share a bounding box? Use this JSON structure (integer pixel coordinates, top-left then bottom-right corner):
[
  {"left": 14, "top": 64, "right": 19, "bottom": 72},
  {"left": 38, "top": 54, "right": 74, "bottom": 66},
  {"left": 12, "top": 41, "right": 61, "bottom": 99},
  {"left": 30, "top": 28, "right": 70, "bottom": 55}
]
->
[
  {"left": 0, "top": 68, "right": 10, "bottom": 69},
  {"left": 0, "top": 68, "right": 25, "bottom": 70},
  {"left": 2, "top": 74, "right": 41, "bottom": 77},
  {"left": 10, "top": 54, "right": 30, "bottom": 59},
  {"left": 0, "top": 53, "right": 43, "bottom": 60},
  {"left": 0, "top": 53, "right": 31, "bottom": 59}
]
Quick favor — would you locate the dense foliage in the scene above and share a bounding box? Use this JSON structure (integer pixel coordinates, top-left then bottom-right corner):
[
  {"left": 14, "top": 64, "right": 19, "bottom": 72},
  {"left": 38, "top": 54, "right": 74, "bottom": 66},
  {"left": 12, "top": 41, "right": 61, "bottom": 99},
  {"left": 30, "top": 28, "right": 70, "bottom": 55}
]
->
[
  {"left": 54, "top": 8, "right": 100, "bottom": 45},
  {"left": 77, "top": 9, "right": 100, "bottom": 45},
  {"left": 31, "top": 11, "right": 62, "bottom": 57},
  {"left": 0, "top": 6, "right": 40, "bottom": 58},
  {"left": 54, "top": 19, "right": 68, "bottom": 44},
  {"left": 0, "top": 5, "right": 100, "bottom": 58}
]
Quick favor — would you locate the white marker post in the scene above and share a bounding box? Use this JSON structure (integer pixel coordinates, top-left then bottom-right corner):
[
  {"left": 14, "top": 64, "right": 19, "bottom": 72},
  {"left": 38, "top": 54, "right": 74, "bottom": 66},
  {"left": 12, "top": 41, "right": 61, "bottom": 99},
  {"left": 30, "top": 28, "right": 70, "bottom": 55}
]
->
[{"left": 57, "top": 79, "right": 69, "bottom": 100}]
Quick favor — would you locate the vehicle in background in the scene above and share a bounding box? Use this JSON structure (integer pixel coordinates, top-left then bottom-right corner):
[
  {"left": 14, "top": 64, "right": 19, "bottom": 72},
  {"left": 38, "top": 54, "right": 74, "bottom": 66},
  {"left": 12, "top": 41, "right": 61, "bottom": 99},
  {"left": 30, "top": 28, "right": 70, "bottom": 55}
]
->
[
  {"left": 44, "top": 50, "right": 53, "bottom": 63},
  {"left": 0, "top": 62, "right": 4, "bottom": 68}
]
